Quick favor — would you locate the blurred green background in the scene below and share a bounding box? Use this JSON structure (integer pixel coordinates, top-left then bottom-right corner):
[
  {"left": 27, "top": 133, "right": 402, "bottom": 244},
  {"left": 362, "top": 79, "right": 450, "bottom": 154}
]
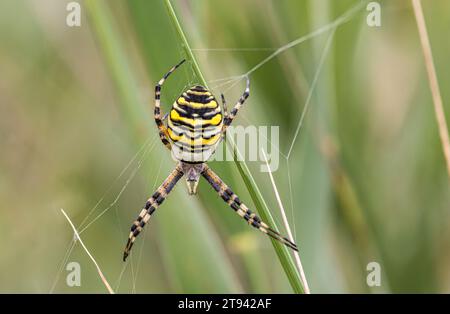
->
[{"left": 0, "top": 0, "right": 449, "bottom": 293}]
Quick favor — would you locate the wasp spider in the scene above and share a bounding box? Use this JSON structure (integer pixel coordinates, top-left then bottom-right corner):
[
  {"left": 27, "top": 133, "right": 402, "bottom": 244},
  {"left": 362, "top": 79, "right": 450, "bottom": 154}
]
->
[{"left": 123, "top": 60, "right": 298, "bottom": 261}]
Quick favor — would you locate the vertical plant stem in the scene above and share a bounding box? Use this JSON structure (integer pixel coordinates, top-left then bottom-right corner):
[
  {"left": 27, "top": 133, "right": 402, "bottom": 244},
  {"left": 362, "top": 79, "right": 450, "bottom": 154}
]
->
[
  {"left": 231, "top": 138, "right": 304, "bottom": 293},
  {"left": 262, "top": 149, "right": 311, "bottom": 293},
  {"left": 164, "top": 0, "right": 304, "bottom": 293},
  {"left": 412, "top": 0, "right": 450, "bottom": 178},
  {"left": 165, "top": 0, "right": 207, "bottom": 85}
]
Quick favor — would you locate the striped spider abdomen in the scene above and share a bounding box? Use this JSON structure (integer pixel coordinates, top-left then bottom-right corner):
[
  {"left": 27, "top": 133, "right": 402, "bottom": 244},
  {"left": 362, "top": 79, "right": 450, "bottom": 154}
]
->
[{"left": 168, "top": 85, "right": 223, "bottom": 163}]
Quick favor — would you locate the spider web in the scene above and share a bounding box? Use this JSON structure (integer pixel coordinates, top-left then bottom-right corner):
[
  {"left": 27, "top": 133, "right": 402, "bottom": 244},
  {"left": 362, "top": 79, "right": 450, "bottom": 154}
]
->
[
  {"left": 48, "top": 77, "right": 198, "bottom": 293},
  {"left": 49, "top": 0, "right": 366, "bottom": 293},
  {"left": 193, "top": 2, "right": 361, "bottom": 244}
]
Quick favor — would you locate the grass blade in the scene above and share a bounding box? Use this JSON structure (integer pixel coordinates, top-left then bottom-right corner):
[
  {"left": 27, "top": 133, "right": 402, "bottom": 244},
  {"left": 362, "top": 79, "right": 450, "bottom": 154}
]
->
[
  {"left": 163, "top": 0, "right": 305, "bottom": 293},
  {"left": 262, "top": 149, "right": 310, "bottom": 293},
  {"left": 164, "top": 0, "right": 304, "bottom": 294}
]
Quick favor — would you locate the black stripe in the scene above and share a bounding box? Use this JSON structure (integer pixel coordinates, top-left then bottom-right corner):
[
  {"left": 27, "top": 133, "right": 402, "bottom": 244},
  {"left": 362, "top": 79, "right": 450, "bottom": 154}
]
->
[
  {"left": 169, "top": 122, "right": 220, "bottom": 135},
  {"left": 202, "top": 109, "right": 222, "bottom": 118},
  {"left": 169, "top": 126, "right": 220, "bottom": 140},
  {"left": 170, "top": 117, "right": 221, "bottom": 130},
  {"left": 169, "top": 126, "right": 220, "bottom": 141},
  {"left": 155, "top": 195, "right": 165, "bottom": 205},
  {"left": 190, "top": 85, "right": 207, "bottom": 92},
  {"left": 184, "top": 94, "right": 214, "bottom": 105},
  {"left": 230, "top": 202, "right": 240, "bottom": 211},
  {"left": 165, "top": 170, "right": 184, "bottom": 193},
  {"left": 173, "top": 140, "right": 215, "bottom": 151},
  {"left": 175, "top": 101, "right": 219, "bottom": 117},
  {"left": 148, "top": 205, "right": 156, "bottom": 215},
  {"left": 181, "top": 160, "right": 204, "bottom": 165},
  {"left": 172, "top": 140, "right": 213, "bottom": 150},
  {"left": 221, "top": 192, "right": 231, "bottom": 203},
  {"left": 203, "top": 171, "right": 221, "bottom": 192},
  {"left": 243, "top": 212, "right": 261, "bottom": 228},
  {"left": 202, "top": 131, "right": 221, "bottom": 139},
  {"left": 152, "top": 191, "right": 161, "bottom": 199}
]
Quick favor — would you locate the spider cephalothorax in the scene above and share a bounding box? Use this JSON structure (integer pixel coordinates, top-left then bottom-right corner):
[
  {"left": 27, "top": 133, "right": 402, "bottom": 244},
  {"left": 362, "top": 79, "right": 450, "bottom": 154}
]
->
[
  {"left": 123, "top": 60, "right": 297, "bottom": 261},
  {"left": 180, "top": 162, "right": 205, "bottom": 195}
]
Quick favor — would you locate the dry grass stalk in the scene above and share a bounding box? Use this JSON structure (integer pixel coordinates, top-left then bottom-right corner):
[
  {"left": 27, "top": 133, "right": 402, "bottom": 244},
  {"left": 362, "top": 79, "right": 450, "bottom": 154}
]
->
[
  {"left": 61, "top": 209, "right": 115, "bottom": 294},
  {"left": 412, "top": 0, "right": 450, "bottom": 178}
]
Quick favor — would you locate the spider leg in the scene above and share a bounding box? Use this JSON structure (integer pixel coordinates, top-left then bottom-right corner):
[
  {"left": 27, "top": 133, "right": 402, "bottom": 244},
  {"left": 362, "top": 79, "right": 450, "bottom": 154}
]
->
[
  {"left": 155, "top": 59, "right": 186, "bottom": 150},
  {"left": 123, "top": 164, "right": 184, "bottom": 261},
  {"left": 221, "top": 93, "right": 228, "bottom": 142},
  {"left": 222, "top": 76, "right": 250, "bottom": 132},
  {"left": 221, "top": 93, "right": 228, "bottom": 119},
  {"left": 202, "top": 165, "right": 298, "bottom": 251}
]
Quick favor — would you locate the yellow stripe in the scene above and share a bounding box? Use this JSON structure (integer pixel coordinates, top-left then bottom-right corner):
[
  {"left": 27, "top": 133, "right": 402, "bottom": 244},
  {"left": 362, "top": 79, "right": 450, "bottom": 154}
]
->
[
  {"left": 168, "top": 128, "right": 221, "bottom": 146},
  {"left": 168, "top": 128, "right": 183, "bottom": 141},
  {"left": 170, "top": 109, "right": 222, "bottom": 127},
  {"left": 178, "top": 97, "right": 218, "bottom": 109},
  {"left": 173, "top": 100, "right": 221, "bottom": 116}
]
